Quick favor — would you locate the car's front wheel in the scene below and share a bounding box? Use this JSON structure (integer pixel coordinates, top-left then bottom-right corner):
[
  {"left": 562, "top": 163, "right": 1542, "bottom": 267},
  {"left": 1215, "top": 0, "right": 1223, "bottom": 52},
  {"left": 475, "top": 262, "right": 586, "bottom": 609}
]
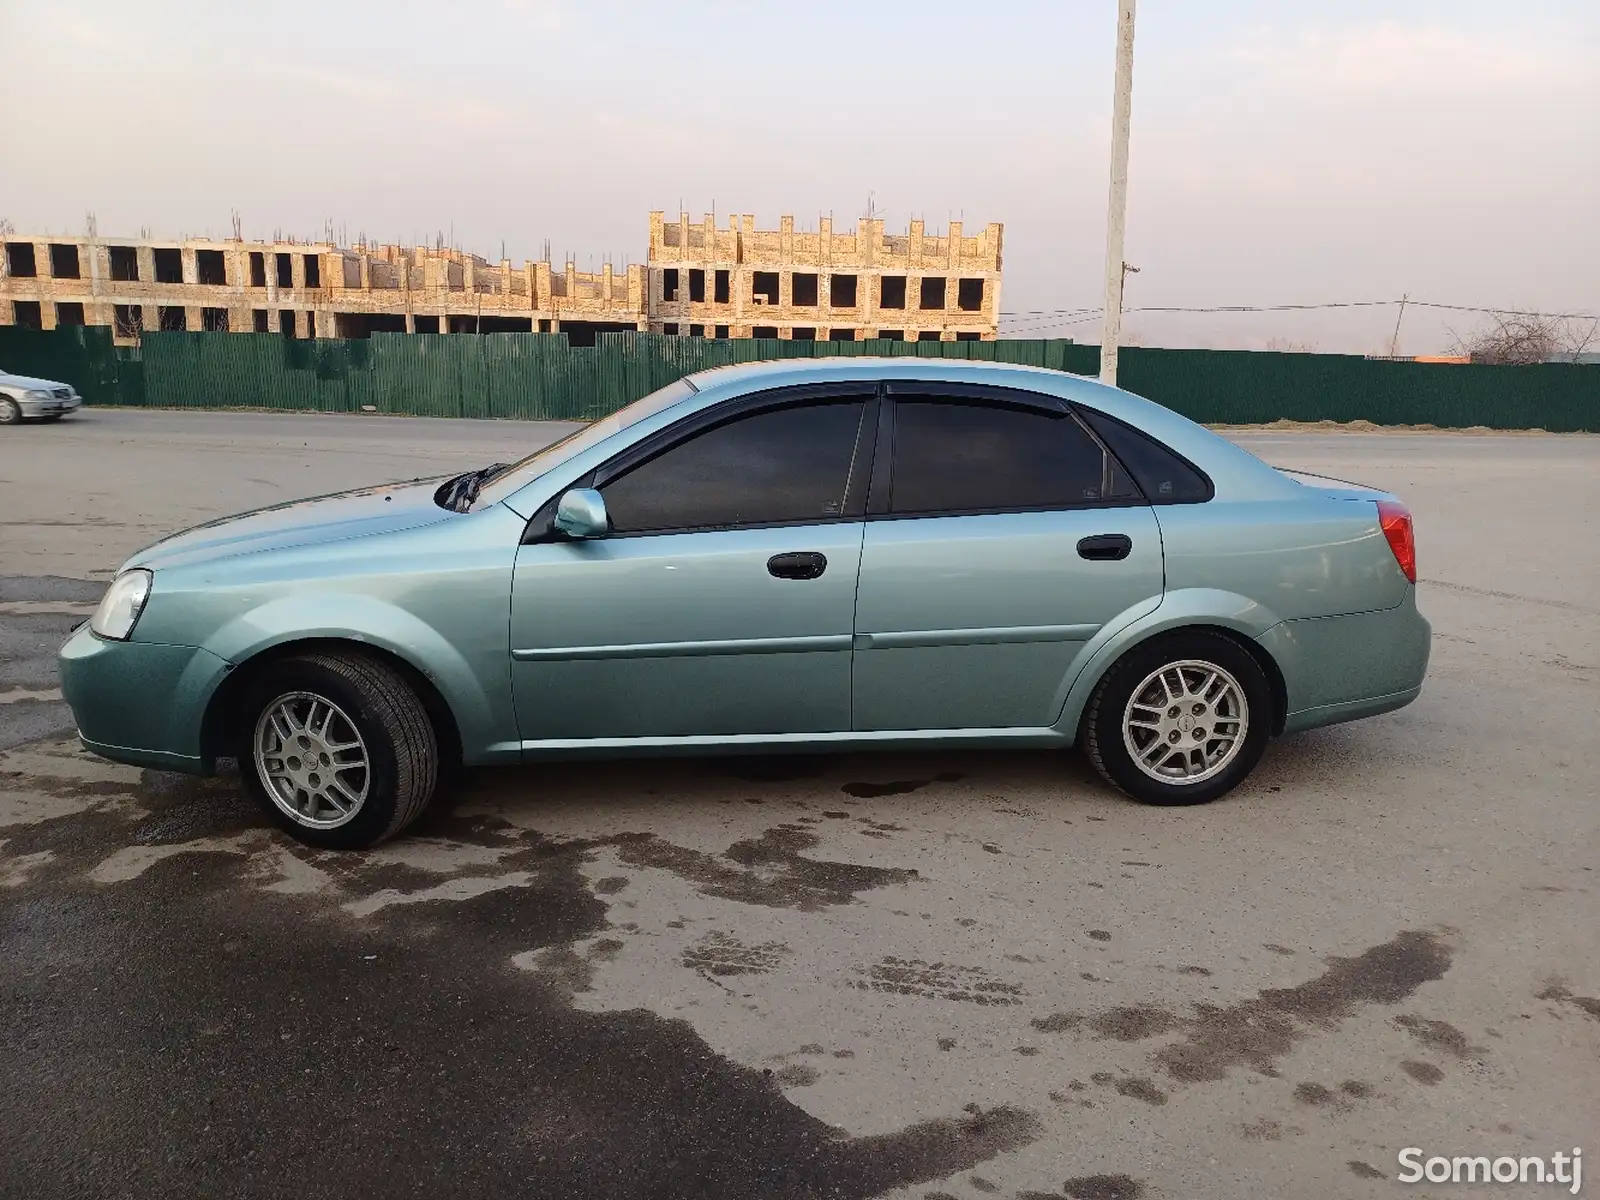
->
[
  {"left": 238, "top": 651, "right": 438, "bottom": 849},
  {"left": 1081, "top": 631, "right": 1273, "bottom": 806},
  {"left": 0, "top": 398, "right": 21, "bottom": 425}
]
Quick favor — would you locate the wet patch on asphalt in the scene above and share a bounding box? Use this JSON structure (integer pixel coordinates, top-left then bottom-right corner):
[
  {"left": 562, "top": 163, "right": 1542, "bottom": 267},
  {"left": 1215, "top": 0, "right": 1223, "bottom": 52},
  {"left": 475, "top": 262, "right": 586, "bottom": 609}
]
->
[
  {"left": 849, "top": 957, "right": 1025, "bottom": 1006},
  {"left": 1025, "top": 931, "right": 1456, "bottom": 1089},
  {"left": 612, "top": 823, "right": 917, "bottom": 911},
  {"left": 681, "top": 930, "right": 790, "bottom": 977},
  {"left": 1018, "top": 1174, "right": 1145, "bottom": 1200},
  {"left": 1, "top": 750, "right": 1046, "bottom": 1198},
  {"left": 1535, "top": 977, "right": 1600, "bottom": 1021}
]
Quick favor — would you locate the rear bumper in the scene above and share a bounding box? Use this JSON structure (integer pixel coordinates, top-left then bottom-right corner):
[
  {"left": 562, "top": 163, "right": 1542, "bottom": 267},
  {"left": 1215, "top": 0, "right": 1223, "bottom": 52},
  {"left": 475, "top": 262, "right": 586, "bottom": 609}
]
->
[
  {"left": 1258, "top": 588, "right": 1431, "bottom": 734},
  {"left": 58, "top": 623, "right": 229, "bottom": 775}
]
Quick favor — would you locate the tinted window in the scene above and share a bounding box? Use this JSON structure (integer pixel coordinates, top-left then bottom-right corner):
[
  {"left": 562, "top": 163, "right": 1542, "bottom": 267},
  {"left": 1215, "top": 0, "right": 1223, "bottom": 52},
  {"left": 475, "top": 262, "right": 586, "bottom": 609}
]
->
[
  {"left": 889, "top": 400, "right": 1139, "bottom": 515},
  {"left": 602, "top": 401, "right": 866, "bottom": 533},
  {"left": 1078, "top": 408, "right": 1212, "bottom": 503}
]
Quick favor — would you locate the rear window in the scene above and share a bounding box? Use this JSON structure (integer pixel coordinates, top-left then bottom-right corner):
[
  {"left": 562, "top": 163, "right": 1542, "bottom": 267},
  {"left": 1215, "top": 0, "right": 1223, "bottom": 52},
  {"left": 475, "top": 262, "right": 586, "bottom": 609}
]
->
[{"left": 1078, "top": 408, "right": 1212, "bottom": 504}]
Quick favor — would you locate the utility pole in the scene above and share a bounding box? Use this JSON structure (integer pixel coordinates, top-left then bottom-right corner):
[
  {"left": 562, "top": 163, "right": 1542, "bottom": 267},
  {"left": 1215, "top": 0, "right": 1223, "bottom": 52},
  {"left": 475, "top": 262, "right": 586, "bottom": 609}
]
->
[
  {"left": 1387, "top": 293, "right": 1409, "bottom": 358},
  {"left": 1098, "top": 0, "right": 1138, "bottom": 386}
]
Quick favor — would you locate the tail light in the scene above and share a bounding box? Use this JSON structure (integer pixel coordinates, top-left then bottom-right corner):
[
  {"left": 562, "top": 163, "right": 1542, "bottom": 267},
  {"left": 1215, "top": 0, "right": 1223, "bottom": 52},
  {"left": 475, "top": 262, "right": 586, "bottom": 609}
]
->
[{"left": 1377, "top": 500, "right": 1416, "bottom": 583}]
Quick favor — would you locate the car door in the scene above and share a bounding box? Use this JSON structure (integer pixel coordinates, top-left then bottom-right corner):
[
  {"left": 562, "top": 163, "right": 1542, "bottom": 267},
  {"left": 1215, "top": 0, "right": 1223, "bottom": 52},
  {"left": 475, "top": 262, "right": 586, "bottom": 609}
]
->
[
  {"left": 510, "top": 389, "right": 876, "bottom": 743},
  {"left": 851, "top": 384, "right": 1165, "bottom": 732}
]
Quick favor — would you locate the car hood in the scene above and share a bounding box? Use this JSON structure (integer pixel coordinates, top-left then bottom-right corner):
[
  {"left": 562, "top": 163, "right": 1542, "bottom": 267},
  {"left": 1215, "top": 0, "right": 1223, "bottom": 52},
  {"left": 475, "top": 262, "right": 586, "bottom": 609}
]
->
[
  {"left": 0, "top": 373, "right": 70, "bottom": 392},
  {"left": 123, "top": 477, "right": 454, "bottom": 572}
]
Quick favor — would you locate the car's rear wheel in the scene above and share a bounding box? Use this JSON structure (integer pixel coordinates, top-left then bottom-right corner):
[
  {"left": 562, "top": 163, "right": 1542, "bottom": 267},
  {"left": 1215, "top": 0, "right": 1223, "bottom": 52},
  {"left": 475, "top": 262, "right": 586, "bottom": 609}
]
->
[
  {"left": 1082, "top": 631, "right": 1273, "bottom": 806},
  {"left": 237, "top": 651, "right": 438, "bottom": 849},
  {"left": 0, "top": 399, "right": 20, "bottom": 425}
]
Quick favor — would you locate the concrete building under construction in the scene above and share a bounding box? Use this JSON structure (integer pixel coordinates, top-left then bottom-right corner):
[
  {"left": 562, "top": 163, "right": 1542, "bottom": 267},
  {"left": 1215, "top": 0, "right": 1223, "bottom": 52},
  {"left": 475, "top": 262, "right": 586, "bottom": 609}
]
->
[
  {"left": 0, "top": 211, "right": 1002, "bottom": 345},
  {"left": 646, "top": 212, "right": 1002, "bottom": 342}
]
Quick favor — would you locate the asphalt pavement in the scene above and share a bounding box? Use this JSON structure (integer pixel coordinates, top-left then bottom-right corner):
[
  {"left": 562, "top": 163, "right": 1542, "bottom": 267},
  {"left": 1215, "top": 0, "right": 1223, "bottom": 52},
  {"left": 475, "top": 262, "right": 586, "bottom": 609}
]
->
[{"left": 1, "top": 409, "right": 1596, "bottom": 1199}]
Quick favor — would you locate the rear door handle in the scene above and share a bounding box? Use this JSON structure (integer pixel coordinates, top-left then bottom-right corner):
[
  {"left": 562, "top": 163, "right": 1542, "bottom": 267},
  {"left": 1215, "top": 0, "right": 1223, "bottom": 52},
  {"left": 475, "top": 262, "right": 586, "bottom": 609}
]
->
[
  {"left": 1077, "top": 534, "right": 1133, "bottom": 561},
  {"left": 767, "top": 551, "right": 828, "bottom": 580}
]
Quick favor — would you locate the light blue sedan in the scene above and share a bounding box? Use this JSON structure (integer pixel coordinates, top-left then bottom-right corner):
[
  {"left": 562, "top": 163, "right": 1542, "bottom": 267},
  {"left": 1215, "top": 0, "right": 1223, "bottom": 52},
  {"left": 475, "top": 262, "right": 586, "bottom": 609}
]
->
[{"left": 59, "top": 359, "right": 1429, "bottom": 848}]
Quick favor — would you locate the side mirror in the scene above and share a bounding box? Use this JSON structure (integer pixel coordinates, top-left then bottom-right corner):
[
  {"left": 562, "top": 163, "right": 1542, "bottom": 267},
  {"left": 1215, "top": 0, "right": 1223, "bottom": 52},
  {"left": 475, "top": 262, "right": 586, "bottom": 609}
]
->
[{"left": 553, "top": 488, "right": 609, "bottom": 539}]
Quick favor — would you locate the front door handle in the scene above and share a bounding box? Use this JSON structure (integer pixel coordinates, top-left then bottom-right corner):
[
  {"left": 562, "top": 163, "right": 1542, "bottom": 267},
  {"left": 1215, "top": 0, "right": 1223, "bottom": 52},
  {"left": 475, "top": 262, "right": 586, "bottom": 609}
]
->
[
  {"left": 767, "top": 551, "right": 828, "bottom": 580},
  {"left": 1077, "top": 534, "right": 1133, "bottom": 561}
]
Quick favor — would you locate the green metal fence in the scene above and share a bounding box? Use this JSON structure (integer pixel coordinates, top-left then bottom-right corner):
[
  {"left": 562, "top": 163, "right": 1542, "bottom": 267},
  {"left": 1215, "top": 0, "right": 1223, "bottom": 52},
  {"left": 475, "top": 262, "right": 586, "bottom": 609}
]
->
[{"left": 1, "top": 326, "right": 1593, "bottom": 430}]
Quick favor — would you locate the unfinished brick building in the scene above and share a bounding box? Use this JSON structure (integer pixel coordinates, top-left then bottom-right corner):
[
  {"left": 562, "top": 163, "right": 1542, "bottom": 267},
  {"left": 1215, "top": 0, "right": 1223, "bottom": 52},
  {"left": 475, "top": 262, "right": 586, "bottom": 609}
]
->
[
  {"left": 0, "top": 211, "right": 1003, "bottom": 345},
  {"left": 0, "top": 236, "right": 644, "bottom": 347},
  {"left": 647, "top": 212, "right": 1003, "bottom": 342}
]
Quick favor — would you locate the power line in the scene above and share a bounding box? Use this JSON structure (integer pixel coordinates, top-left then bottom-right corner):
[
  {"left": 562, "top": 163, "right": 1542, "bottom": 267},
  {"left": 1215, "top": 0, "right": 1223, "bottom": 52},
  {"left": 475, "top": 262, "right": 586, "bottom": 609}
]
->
[{"left": 1001, "top": 299, "right": 1599, "bottom": 321}]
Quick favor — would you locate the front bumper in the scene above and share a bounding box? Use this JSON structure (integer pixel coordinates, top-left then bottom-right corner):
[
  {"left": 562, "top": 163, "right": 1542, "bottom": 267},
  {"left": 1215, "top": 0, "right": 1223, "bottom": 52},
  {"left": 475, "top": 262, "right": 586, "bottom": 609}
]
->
[
  {"left": 17, "top": 393, "right": 82, "bottom": 418},
  {"left": 58, "top": 623, "right": 231, "bottom": 774}
]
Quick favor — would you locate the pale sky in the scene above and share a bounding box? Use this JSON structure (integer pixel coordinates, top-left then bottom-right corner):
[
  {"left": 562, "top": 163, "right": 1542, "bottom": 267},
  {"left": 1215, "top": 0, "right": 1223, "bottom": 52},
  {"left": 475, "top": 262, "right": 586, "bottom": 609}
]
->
[{"left": 3, "top": 0, "right": 1595, "bottom": 354}]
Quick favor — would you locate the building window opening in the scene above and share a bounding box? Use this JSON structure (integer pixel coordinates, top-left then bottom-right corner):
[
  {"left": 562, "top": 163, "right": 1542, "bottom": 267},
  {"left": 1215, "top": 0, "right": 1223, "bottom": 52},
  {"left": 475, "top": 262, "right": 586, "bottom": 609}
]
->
[
  {"left": 249, "top": 252, "right": 267, "bottom": 287},
  {"left": 792, "top": 273, "right": 818, "bottom": 307},
  {"left": 278, "top": 310, "right": 296, "bottom": 337},
  {"left": 55, "top": 302, "right": 86, "bottom": 325},
  {"left": 828, "top": 328, "right": 855, "bottom": 342},
  {"left": 663, "top": 322, "right": 679, "bottom": 335},
  {"left": 714, "top": 269, "right": 730, "bottom": 303},
  {"left": 830, "top": 274, "right": 857, "bottom": 307},
  {"left": 752, "top": 325, "right": 778, "bottom": 338},
  {"left": 958, "top": 277, "right": 984, "bottom": 311},
  {"left": 956, "top": 331, "right": 981, "bottom": 342},
  {"left": 880, "top": 275, "right": 906, "bottom": 309},
  {"left": 302, "top": 255, "right": 321, "bottom": 288},
  {"left": 253, "top": 309, "right": 269, "bottom": 333},
  {"left": 920, "top": 276, "right": 947, "bottom": 310},
  {"left": 689, "top": 323, "right": 705, "bottom": 336},
  {"left": 752, "top": 272, "right": 779, "bottom": 305},
  {"left": 414, "top": 315, "right": 440, "bottom": 334},
  {"left": 114, "top": 305, "right": 144, "bottom": 338},
  {"left": 875, "top": 329, "right": 903, "bottom": 341},
  {"left": 109, "top": 246, "right": 140, "bottom": 281},
  {"left": 202, "top": 307, "right": 229, "bottom": 332},
  {"left": 153, "top": 249, "right": 183, "bottom": 284},
  {"left": 714, "top": 324, "right": 729, "bottom": 338},
  {"left": 918, "top": 330, "right": 942, "bottom": 342},
  {"left": 11, "top": 300, "right": 43, "bottom": 328},
  {"left": 49, "top": 244, "right": 81, "bottom": 279},
  {"left": 158, "top": 306, "right": 187, "bottom": 332},
  {"left": 4, "top": 244, "right": 37, "bottom": 278},
  {"left": 662, "top": 268, "right": 679, "bottom": 302},
  {"left": 276, "top": 253, "right": 293, "bottom": 288},
  {"left": 689, "top": 268, "right": 705, "bottom": 302},
  {"left": 559, "top": 320, "right": 634, "bottom": 347},
  {"left": 196, "top": 249, "right": 227, "bottom": 286},
  {"left": 791, "top": 326, "right": 816, "bottom": 341}
]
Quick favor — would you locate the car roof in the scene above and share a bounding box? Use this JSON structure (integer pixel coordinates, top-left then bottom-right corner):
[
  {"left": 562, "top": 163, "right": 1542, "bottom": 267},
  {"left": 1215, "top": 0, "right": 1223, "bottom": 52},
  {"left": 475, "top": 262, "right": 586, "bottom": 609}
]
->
[
  {"left": 685, "top": 355, "right": 1184, "bottom": 445},
  {"left": 687, "top": 355, "right": 1074, "bottom": 391}
]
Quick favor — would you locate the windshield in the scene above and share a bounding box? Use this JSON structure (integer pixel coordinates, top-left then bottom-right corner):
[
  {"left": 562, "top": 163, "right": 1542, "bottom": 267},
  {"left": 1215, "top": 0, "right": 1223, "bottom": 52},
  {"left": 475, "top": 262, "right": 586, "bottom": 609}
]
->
[{"left": 471, "top": 376, "right": 699, "bottom": 509}]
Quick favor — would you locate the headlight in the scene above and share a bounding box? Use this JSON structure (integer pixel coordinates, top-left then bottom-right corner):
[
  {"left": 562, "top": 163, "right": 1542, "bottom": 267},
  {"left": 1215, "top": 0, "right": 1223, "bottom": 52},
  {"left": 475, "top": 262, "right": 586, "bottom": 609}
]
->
[
  {"left": 90, "top": 570, "right": 153, "bottom": 640},
  {"left": 25, "top": 389, "right": 54, "bottom": 401}
]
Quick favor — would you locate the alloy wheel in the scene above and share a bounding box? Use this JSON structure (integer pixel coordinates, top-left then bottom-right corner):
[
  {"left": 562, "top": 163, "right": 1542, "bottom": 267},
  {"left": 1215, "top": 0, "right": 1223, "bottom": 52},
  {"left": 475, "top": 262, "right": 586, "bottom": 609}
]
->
[
  {"left": 1121, "top": 659, "right": 1250, "bottom": 785},
  {"left": 253, "top": 691, "right": 371, "bottom": 828}
]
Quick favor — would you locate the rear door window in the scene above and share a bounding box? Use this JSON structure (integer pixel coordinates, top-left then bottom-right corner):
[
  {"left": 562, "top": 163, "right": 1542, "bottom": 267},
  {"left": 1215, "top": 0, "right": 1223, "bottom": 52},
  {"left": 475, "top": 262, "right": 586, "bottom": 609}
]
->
[{"left": 887, "top": 398, "right": 1140, "bottom": 516}]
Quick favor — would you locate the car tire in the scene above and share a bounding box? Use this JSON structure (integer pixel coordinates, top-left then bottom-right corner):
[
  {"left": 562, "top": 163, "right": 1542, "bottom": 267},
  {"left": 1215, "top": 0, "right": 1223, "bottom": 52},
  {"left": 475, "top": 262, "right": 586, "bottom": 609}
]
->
[
  {"left": 1081, "top": 630, "right": 1274, "bottom": 807},
  {"left": 237, "top": 651, "right": 438, "bottom": 849},
  {"left": 0, "top": 398, "right": 20, "bottom": 425},
  {"left": 40, "top": 414, "right": 63, "bottom": 423}
]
